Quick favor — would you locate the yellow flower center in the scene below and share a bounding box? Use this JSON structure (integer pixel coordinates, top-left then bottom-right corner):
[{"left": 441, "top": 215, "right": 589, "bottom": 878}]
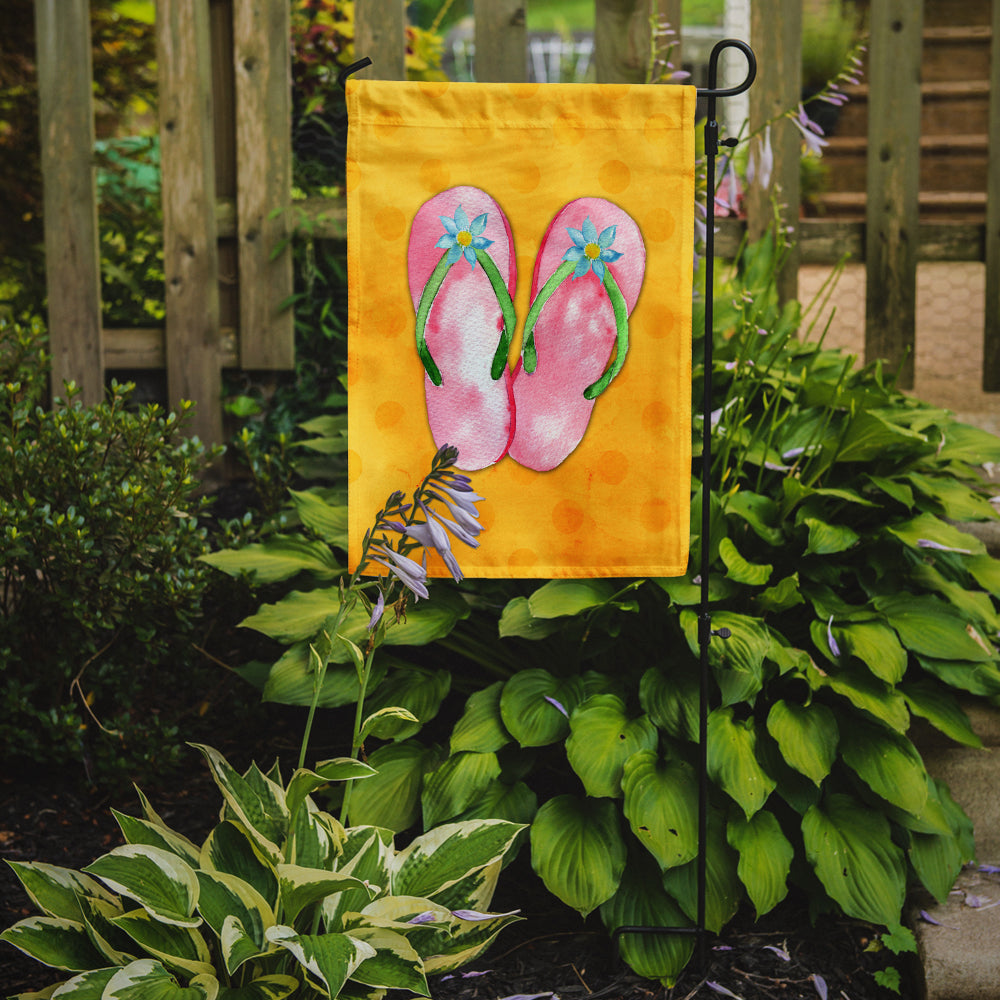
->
[
  {"left": 584, "top": 242, "right": 601, "bottom": 260},
  {"left": 456, "top": 230, "right": 473, "bottom": 247}
]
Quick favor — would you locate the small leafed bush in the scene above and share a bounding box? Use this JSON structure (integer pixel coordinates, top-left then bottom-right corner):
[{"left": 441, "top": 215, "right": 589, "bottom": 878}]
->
[{"left": 0, "top": 317, "right": 219, "bottom": 782}]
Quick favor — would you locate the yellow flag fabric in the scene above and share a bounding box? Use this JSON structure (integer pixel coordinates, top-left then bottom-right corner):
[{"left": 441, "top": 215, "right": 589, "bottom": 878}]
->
[{"left": 347, "top": 79, "right": 696, "bottom": 579}]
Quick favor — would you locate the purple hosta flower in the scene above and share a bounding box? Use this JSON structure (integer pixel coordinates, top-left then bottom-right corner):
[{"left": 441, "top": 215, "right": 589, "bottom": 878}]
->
[
  {"left": 706, "top": 982, "right": 742, "bottom": 999},
  {"left": 406, "top": 504, "right": 464, "bottom": 582},
  {"left": 367, "top": 590, "right": 385, "bottom": 631},
  {"left": 451, "top": 908, "right": 521, "bottom": 921},
  {"left": 811, "top": 974, "right": 828, "bottom": 1000},
  {"left": 428, "top": 482, "right": 485, "bottom": 543},
  {"left": 791, "top": 103, "right": 829, "bottom": 157},
  {"left": 979, "top": 864, "right": 1000, "bottom": 874},
  {"left": 437, "top": 205, "right": 494, "bottom": 269},
  {"left": 919, "top": 909, "right": 958, "bottom": 929},
  {"left": 440, "top": 970, "right": 493, "bottom": 982},
  {"left": 763, "top": 944, "right": 791, "bottom": 962},
  {"left": 827, "top": 616, "right": 841, "bottom": 658},
  {"left": 746, "top": 125, "right": 774, "bottom": 190},
  {"left": 407, "top": 911, "right": 438, "bottom": 925},
  {"left": 370, "top": 543, "right": 430, "bottom": 600},
  {"left": 563, "top": 215, "right": 623, "bottom": 281},
  {"left": 917, "top": 538, "right": 973, "bottom": 555},
  {"left": 544, "top": 695, "right": 569, "bottom": 718}
]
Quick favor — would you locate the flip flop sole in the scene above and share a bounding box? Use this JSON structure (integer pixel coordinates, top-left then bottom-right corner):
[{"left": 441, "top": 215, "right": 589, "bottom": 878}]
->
[
  {"left": 509, "top": 198, "right": 645, "bottom": 472},
  {"left": 408, "top": 186, "right": 517, "bottom": 471}
]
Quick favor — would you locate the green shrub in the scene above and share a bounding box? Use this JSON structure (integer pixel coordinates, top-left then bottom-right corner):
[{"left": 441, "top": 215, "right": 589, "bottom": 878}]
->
[{"left": 0, "top": 317, "right": 220, "bottom": 783}]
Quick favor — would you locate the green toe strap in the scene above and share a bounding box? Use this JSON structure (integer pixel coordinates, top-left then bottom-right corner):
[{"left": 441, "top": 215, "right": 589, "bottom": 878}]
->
[
  {"left": 521, "top": 262, "right": 631, "bottom": 400},
  {"left": 414, "top": 250, "right": 516, "bottom": 386}
]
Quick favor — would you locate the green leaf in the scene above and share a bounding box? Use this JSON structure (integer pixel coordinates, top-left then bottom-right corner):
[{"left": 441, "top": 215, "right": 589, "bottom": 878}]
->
[
  {"left": 112, "top": 812, "right": 201, "bottom": 868},
  {"left": 195, "top": 871, "right": 273, "bottom": 974},
  {"left": 359, "top": 706, "right": 421, "bottom": 743},
  {"left": 874, "top": 594, "right": 995, "bottom": 662},
  {"left": 900, "top": 680, "right": 982, "bottom": 748},
  {"left": 450, "top": 682, "right": 511, "bottom": 754},
  {"left": 34, "top": 966, "right": 117, "bottom": 998},
  {"left": 866, "top": 474, "right": 914, "bottom": 509},
  {"left": 452, "top": 779, "right": 538, "bottom": 827},
  {"left": 260, "top": 643, "right": 387, "bottom": 709},
  {"left": 935, "top": 421, "right": 1000, "bottom": 465},
  {"left": 639, "top": 663, "right": 699, "bottom": 743},
  {"left": 265, "top": 926, "right": 374, "bottom": 997},
  {"left": 835, "top": 410, "right": 927, "bottom": 463},
  {"left": 103, "top": 959, "right": 217, "bottom": 999},
  {"left": 654, "top": 573, "right": 737, "bottom": 606},
  {"left": 0, "top": 917, "right": 107, "bottom": 972},
  {"left": 906, "top": 472, "right": 998, "bottom": 521},
  {"left": 285, "top": 759, "right": 376, "bottom": 822},
  {"left": 835, "top": 621, "right": 908, "bottom": 684},
  {"left": 755, "top": 573, "right": 805, "bottom": 614},
  {"left": 421, "top": 751, "right": 502, "bottom": 828},
  {"left": 802, "top": 793, "right": 906, "bottom": 926},
  {"left": 803, "top": 517, "right": 859, "bottom": 555},
  {"left": 886, "top": 512, "right": 985, "bottom": 556},
  {"left": 499, "top": 670, "right": 584, "bottom": 747},
  {"left": 200, "top": 535, "right": 342, "bottom": 584},
  {"left": 497, "top": 597, "right": 564, "bottom": 639},
  {"left": 362, "top": 666, "right": 451, "bottom": 740},
  {"left": 4, "top": 862, "right": 118, "bottom": 923},
  {"left": 621, "top": 751, "right": 699, "bottom": 871},
  {"left": 216, "top": 975, "right": 299, "bottom": 1000},
  {"left": 527, "top": 579, "right": 616, "bottom": 618},
  {"left": 727, "top": 811, "right": 793, "bottom": 917},
  {"left": 765, "top": 700, "right": 838, "bottom": 786},
  {"left": 839, "top": 718, "right": 929, "bottom": 816},
  {"left": 347, "top": 740, "right": 442, "bottom": 832},
  {"left": 966, "top": 553, "right": 1000, "bottom": 597},
  {"left": 110, "top": 909, "right": 214, "bottom": 978},
  {"left": 680, "top": 610, "right": 770, "bottom": 706},
  {"left": 909, "top": 825, "right": 965, "bottom": 905},
  {"left": 530, "top": 795, "right": 626, "bottom": 917},
  {"left": 83, "top": 846, "right": 200, "bottom": 928},
  {"left": 566, "top": 695, "right": 658, "bottom": 798},
  {"left": 809, "top": 661, "right": 910, "bottom": 732},
  {"left": 199, "top": 822, "right": 278, "bottom": 910},
  {"left": 718, "top": 537, "right": 772, "bottom": 585},
  {"left": 277, "top": 864, "right": 373, "bottom": 925},
  {"left": 707, "top": 707, "right": 776, "bottom": 818},
  {"left": 288, "top": 488, "right": 348, "bottom": 546},
  {"left": 346, "top": 926, "right": 428, "bottom": 994},
  {"left": 724, "top": 490, "right": 784, "bottom": 545},
  {"left": 916, "top": 655, "right": 1000, "bottom": 697}
]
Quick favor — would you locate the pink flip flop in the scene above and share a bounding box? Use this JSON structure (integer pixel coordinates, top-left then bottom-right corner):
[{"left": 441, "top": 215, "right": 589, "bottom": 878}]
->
[
  {"left": 508, "top": 198, "right": 645, "bottom": 472},
  {"left": 408, "top": 187, "right": 517, "bottom": 471}
]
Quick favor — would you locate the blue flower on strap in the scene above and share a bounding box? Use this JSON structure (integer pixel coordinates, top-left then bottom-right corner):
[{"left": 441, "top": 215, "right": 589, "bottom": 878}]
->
[
  {"left": 562, "top": 216, "right": 623, "bottom": 281},
  {"left": 436, "top": 205, "right": 494, "bottom": 269}
]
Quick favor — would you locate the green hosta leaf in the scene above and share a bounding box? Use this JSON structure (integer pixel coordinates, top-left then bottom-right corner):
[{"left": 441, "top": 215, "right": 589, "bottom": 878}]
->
[
  {"left": 803, "top": 517, "right": 859, "bottom": 556},
  {"left": 421, "top": 751, "right": 502, "bottom": 828},
  {"left": 639, "top": 663, "right": 699, "bottom": 742},
  {"left": 661, "top": 810, "right": 741, "bottom": 933},
  {"left": 195, "top": 871, "right": 273, "bottom": 974},
  {"left": 835, "top": 410, "right": 927, "bottom": 463},
  {"left": 83, "top": 846, "right": 200, "bottom": 928},
  {"left": 347, "top": 740, "right": 442, "bottom": 832},
  {"left": 755, "top": 573, "right": 804, "bottom": 614},
  {"left": 724, "top": 490, "right": 784, "bottom": 545},
  {"left": 935, "top": 421, "right": 1000, "bottom": 464},
  {"left": 802, "top": 793, "right": 906, "bottom": 926},
  {"left": 621, "top": 751, "right": 698, "bottom": 871},
  {"left": 200, "top": 822, "right": 278, "bottom": 910},
  {"left": 527, "top": 579, "right": 616, "bottom": 618},
  {"left": 497, "top": 597, "right": 564, "bottom": 639},
  {"left": 392, "top": 820, "right": 524, "bottom": 901},
  {"left": 0, "top": 916, "right": 107, "bottom": 971},
  {"left": 112, "top": 812, "right": 201, "bottom": 868},
  {"left": 599, "top": 853, "right": 694, "bottom": 987},
  {"left": 288, "top": 488, "right": 348, "bottom": 546},
  {"left": 727, "top": 811, "right": 793, "bottom": 918},
  {"left": 910, "top": 562, "right": 1000, "bottom": 632},
  {"left": 901, "top": 680, "right": 982, "bottom": 748},
  {"left": 362, "top": 667, "right": 451, "bottom": 740},
  {"left": 103, "top": 959, "right": 218, "bottom": 1000},
  {"left": 967, "top": 553, "right": 1000, "bottom": 597},
  {"left": 39, "top": 966, "right": 117, "bottom": 998},
  {"left": 346, "top": 926, "right": 428, "bottom": 994},
  {"left": 453, "top": 779, "right": 538, "bottom": 827},
  {"left": 111, "top": 908, "right": 214, "bottom": 978},
  {"left": 866, "top": 474, "right": 914, "bottom": 509},
  {"left": 886, "top": 512, "right": 985, "bottom": 556},
  {"left": 499, "top": 670, "right": 584, "bottom": 747},
  {"left": 808, "top": 660, "right": 910, "bottom": 732},
  {"left": 450, "top": 682, "right": 511, "bottom": 754},
  {"left": 909, "top": 825, "right": 966, "bottom": 905},
  {"left": 530, "top": 795, "right": 626, "bottom": 917},
  {"left": 839, "top": 718, "right": 928, "bottom": 816},
  {"left": 285, "top": 759, "right": 376, "bottom": 822},
  {"left": 654, "top": 573, "right": 737, "bottom": 606},
  {"left": 260, "top": 643, "right": 387, "bottom": 709},
  {"left": 265, "top": 926, "right": 375, "bottom": 998},
  {"left": 680, "top": 610, "right": 770, "bottom": 706},
  {"left": 874, "top": 594, "right": 995, "bottom": 662},
  {"left": 906, "top": 472, "right": 998, "bottom": 522},
  {"left": 718, "top": 537, "right": 772, "bottom": 585},
  {"left": 566, "top": 695, "right": 658, "bottom": 798},
  {"left": 765, "top": 700, "right": 838, "bottom": 786},
  {"left": 277, "top": 865, "right": 374, "bottom": 925},
  {"left": 916, "top": 655, "right": 1000, "bottom": 697},
  {"left": 216, "top": 975, "right": 299, "bottom": 1000},
  {"left": 836, "top": 621, "right": 907, "bottom": 684},
  {"left": 4, "top": 862, "right": 118, "bottom": 923},
  {"left": 199, "top": 535, "right": 341, "bottom": 584},
  {"left": 360, "top": 706, "right": 421, "bottom": 742},
  {"left": 707, "top": 708, "right": 775, "bottom": 818}
]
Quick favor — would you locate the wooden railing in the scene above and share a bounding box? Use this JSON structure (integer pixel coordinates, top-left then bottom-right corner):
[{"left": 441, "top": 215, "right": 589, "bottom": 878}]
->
[{"left": 33, "top": 0, "right": 1000, "bottom": 444}]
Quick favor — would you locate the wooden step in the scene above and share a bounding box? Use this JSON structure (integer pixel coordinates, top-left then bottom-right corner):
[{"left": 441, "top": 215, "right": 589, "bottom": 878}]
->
[
  {"left": 922, "top": 25, "right": 993, "bottom": 83},
  {"left": 922, "top": 0, "right": 992, "bottom": 28},
  {"left": 814, "top": 190, "right": 987, "bottom": 222},
  {"left": 833, "top": 80, "right": 991, "bottom": 138}
]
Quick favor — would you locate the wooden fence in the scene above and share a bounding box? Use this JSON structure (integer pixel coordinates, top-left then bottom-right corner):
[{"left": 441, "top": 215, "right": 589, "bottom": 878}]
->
[{"left": 34, "top": 0, "right": 1000, "bottom": 445}]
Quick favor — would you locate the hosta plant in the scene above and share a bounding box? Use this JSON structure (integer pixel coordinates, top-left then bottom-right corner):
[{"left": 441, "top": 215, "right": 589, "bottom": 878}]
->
[{"left": 1, "top": 743, "right": 523, "bottom": 999}]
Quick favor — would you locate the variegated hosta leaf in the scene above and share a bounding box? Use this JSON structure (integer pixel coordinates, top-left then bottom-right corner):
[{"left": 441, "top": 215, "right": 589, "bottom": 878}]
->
[
  {"left": 83, "top": 845, "right": 200, "bottom": 928},
  {"left": 765, "top": 700, "right": 838, "bottom": 786},
  {"left": 727, "top": 810, "right": 793, "bottom": 917},
  {"left": 102, "top": 958, "right": 218, "bottom": 999},
  {"left": 323, "top": 829, "right": 393, "bottom": 931},
  {"left": 838, "top": 718, "right": 929, "bottom": 817},
  {"left": 421, "top": 906, "right": 523, "bottom": 975},
  {"left": 214, "top": 974, "right": 300, "bottom": 1000},
  {"left": 4, "top": 861, "right": 118, "bottom": 922},
  {"left": 195, "top": 871, "right": 274, "bottom": 974},
  {"left": 421, "top": 859, "right": 501, "bottom": 915},
  {"left": 529, "top": 795, "right": 626, "bottom": 917},
  {"left": 344, "top": 926, "right": 429, "bottom": 995},
  {"left": 265, "top": 925, "right": 375, "bottom": 998},
  {"left": 276, "top": 864, "right": 375, "bottom": 925},
  {"left": 391, "top": 820, "right": 524, "bottom": 901},
  {"left": 621, "top": 751, "right": 699, "bottom": 871},
  {"left": 347, "top": 740, "right": 443, "bottom": 832},
  {"left": 706, "top": 707, "right": 776, "bottom": 819},
  {"left": 599, "top": 853, "right": 694, "bottom": 987},
  {"left": 112, "top": 811, "right": 202, "bottom": 868},
  {"left": 0, "top": 916, "right": 107, "bottom": 971},
  {"left": 450, "top": 681, "right": 511, "bottom": 754},
  {"left": 499, "top": 669, "right": 585, "bottom": 747},
  {"left": 285, "top": 760, "right": 376, "bottom": 823},
  {"left": 200, "top": 822, "right": 278, "bottom": 910},
  {"left": 77, "top": 894, "right": 136, "bottom": 966},
  {"left": 802, "top": 793, "right": 906, "bottom": 926},
  {"left": 288, "top": 802, "right": 344, "bottom": 870},
  {"left": 46, "top": 966, "right": 118, "bottom": 997},
  {"left": 421, "top": 751, "right": 501, "bottom": 829},
  {"left": 110, "top": 908, "right": 214, "bottom": 979},
  {"left": 565, "top": 695, "right": 658, "bottom": 798}
]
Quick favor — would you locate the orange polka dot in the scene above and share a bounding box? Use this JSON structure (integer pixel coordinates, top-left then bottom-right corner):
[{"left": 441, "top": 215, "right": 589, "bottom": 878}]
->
[
  {"left": 348, "top": 449, "right": 362, "bottom": 483},
  {"left": 344, "top": 158, "right": 361, "bottom": 194},
  {"left": 373, "top": 110, "right": 404, "bottom": 143},
  {"left": 643, "top": 112, "right": 677, "bottom": 143},
  {"left": 642, "top": 400, "right": 671, "bottom": 432},
  {"left": 598, "top": 160, "right": 631, "bottom": 194},
  {"left": 418, "top": 80, "right": 450, "bottom": 98},
  {"left": 552, "top": 499, "right": 585, "bottom": 534},
  {"left": 462, "top": 116, "right": 495, "bottom": 146},
  {"left": 419, "top": 159, "right": 451, "bottom": 192},
  {"left": 508, "top": 548, "right": 538, "bottom": 569},
  {"left": 477, "top": 501, "right": 496, "bottom": 532},
  {"left": 553, "top": 112, "right": 586, "bottom": 146},
  {"left": 508, "top": 162, "right": 541, "bottom": 194},
  {"left": 375, "top": 400, "right": 404, "bottom": 430},
  {"left": 380, "top": 302, "right": 408, "bottom": 339},
  {"left": 644, "top": 303, "right": 676, "bottom": 340},
  {"left": 640, "top": 497, "right": 669, "bottom": 533},
  {"left": 374, "top": 207, "right": 406, "bottom": 242},
  {"left": 507, "top": 83, "right": 541, "bottom": 100},
  {"left": 644, "top": 207, "right": 676, "bottom": 242},
  {"left": 348, "top": 353, "right": 362, "bottom": 387},
  {"left": 598, "top": 450, "right": 628, "bottom": 485}
]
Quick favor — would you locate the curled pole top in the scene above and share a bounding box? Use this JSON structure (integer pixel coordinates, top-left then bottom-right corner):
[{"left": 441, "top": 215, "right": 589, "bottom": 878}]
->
[{"left": 697, "top": 39, "right": 756, "bottom": 100}]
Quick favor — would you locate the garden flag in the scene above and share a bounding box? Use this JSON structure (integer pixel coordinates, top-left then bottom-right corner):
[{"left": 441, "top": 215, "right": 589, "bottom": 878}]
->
[{"left": 347, "top": 79, "right": 696, "bottom": 578}]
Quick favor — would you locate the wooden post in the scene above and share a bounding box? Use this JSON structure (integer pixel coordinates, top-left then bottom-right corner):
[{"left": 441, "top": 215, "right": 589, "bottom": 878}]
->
[
  {"left": 474, "top": 0, "right": 526, "bottom": 83},
  {"left": 864, "top": 0, "right": 923, "bottom": 389},
  {"left": 233, "top": 0, "right": 294, "bottom": 369},
  {"left": 157, "top": 0, "right": 223, "bottom": 444},
  {"left": 354, "top": 0, "right": 406, "bottom": 81},
  {"left": 34, "top": 0, "right": 104, "bottom": 405},
  {"left": 594, "top": 0, "right": 659, "bottom": 84},
  {"left": 983, "top": 0, "right": 1000, "bottom": 390},
  {"left": 747, "top": 0, "right": 801, "bottom": 305}
]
